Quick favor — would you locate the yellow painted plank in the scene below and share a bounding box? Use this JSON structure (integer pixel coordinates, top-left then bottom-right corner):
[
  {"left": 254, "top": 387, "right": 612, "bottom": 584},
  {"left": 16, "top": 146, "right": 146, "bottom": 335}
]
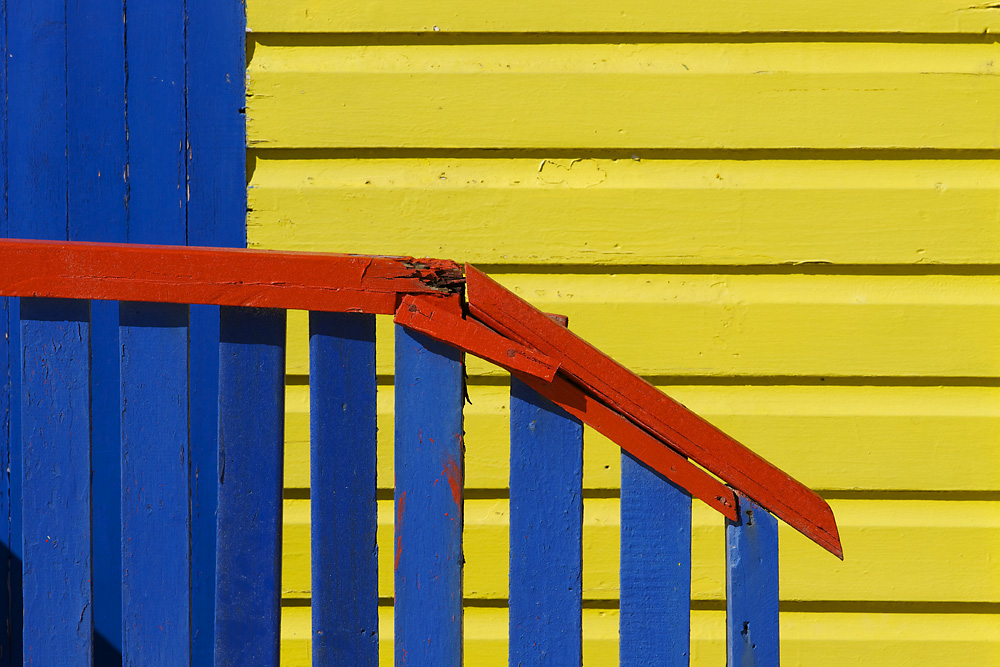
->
[
  {"left": 281, "top": 607, "right": 1000, "bottom": 666},
  {"left": 249, "top": 158, "right": 1000, "bottom": 266},
  {"left": 248, "top": 0, "right": 1000, "bottom": 34},
  {"left": 282, "top": 499, "right": 1000, "bottom": 603},
  {"left": 247, "top": 43, "right": 1000, "bottom": 150},
  {"left": 281, "top": 274, "right": 1000, "bottom": 378},
  {"left": 284, "top": 384, "right": 1000, "bottom": 492}
]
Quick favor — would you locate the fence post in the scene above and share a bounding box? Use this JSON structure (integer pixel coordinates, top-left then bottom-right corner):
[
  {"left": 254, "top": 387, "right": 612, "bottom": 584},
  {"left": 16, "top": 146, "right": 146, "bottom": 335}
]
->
[
  {"left": 20, "top": 299, "right": 92, "bottom": 663},
  {"left": 509, "top": 376, "right": 583, "bottom": 666},
  {"left": 310, "top": 312, "right": 378, "bottom": 666},
  {"left": 395, "top": 325, "right": 465, "bottom": 667},
  {"left": 620, "top": 453, "right": 692, "bottom": 667},
  {"left": 726, "top": 493, "right": 780, "bottom": 667},
  {"left": 214, "top": 307, "right": 287, "bottom": 666},
  {"left": 120, "top": 302, "right": 191, "bottom": 665}
]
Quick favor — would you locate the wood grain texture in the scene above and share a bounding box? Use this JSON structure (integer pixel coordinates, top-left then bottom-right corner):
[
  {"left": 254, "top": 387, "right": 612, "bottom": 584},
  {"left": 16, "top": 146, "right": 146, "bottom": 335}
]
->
[
  {"left": 282, "top": 498, "right": 1000, "bottom": 603},
  {"left": 279, "top": 607, "right": 1000, "bottom": 666},
  {"left": 395, "top": 295, "right": 559, "bottom": 380},
  {"left": 20, "top": 299, "right": 91, "bottom": 664},
  {"left": 0, "top": 239, "right": 463, "bottom": 314},
  {"left": 620, "top": 453, "right": 692, "bottom": 667},
  {"left": 509, "top": 377, "right": 583, "bottom": 666},
  {"left": 248, "top": 157, "right": 1000, "bottom": 266},
  {"left": 215, "top": 307, "right": 286, "bottom": 666},
  {"left": 120, "top": 302, "right": 190, "bottom": 666},
  {"left": 726, "top": 495, "right": 780, "bottom": 667},
  {"left": 513, "top": 372, "right": 736, "bottom": 520},
  {"left": 248, "top": 0, "right": 1000, "bottom": 33},
  {"left": 309, "top": 312, "right": 378, "bottom": 666},
  {"left": 125, "top": 0, "right": 185, "bottom": 247},
  {"left": 468, "top": 265, "right": 841, "bottom": 558},
  {"left": 394, "top": 326, "right": 464, "bottom": 667},
  {"left": 65, "top": 2, "right": 127, "bottom": 661},
  {"left": 247, "top": 43, "right": 1000, "bottom": 150}
]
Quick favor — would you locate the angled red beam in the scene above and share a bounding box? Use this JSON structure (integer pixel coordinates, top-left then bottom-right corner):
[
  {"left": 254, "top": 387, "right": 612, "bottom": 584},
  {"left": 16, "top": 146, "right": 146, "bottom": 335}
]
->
[
  {"left": 0, "top": 239, "right": 463, "bottom": 314},
  {"left": 394, "top": 295, "right": 560, "bottom": 381},
  {"left": 465, "top": 265, "right": 843, "bottom": 559},
  {"left": 515, "top": 372, "right": 738, "bottom": 521}
]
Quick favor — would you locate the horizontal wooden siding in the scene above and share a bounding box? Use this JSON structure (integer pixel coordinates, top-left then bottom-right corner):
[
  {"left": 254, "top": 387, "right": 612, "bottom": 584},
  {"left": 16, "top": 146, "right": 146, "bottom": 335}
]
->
[{"left": 246, "top": 4, "right": 1000, "bottom": 664}]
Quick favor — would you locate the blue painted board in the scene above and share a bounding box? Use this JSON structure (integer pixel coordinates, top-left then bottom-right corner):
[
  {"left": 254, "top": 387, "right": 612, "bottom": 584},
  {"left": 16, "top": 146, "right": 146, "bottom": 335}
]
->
[
  {"left": 20, "top": 299, "right": 92, "bottom": 664},
  {"left": 726, "top": 494, "right": 779, "bottom": 667},
  {"left": 187, "top": 2, "right": 246, "bottom": 661},
  {"left": 66, "top": 2, "right": 127, "bottom": 661},
  {"left": 0, "top": 2, "right": 9, "bottom": 662},
  {"left": 509, "top": 377, "right": 583, "bottom": 666},
  {"left": 214, "top": 307, "right": 286, "bottom": 667},
  {"left": 394, "top": 326, "right": 464, "bottom": 667},
  {"left": 6, "top": 3, "right": 71, "bottom": 660},
  {"left": 310, "top": 312, "right": 378, "bottom": 666},
  {"left": 620, "top": 452, "right": 692, "bottom": 667},
  {"left": 120, "top": 302, "right": 190, "bottom": 666},
  {"left": 125, "top": 0, "right": 185, "bottom": 246}
]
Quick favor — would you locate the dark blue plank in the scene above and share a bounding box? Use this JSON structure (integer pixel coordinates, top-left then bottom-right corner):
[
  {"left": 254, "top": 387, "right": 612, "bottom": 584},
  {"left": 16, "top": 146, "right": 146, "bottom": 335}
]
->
[
  {"left": 0, "top": 1, "right": 9, "bottom": 662},
  {"left": 66, "top": 3, "right": 128, "bottom": 663},
  {"left": 120, "top": 302, "right": 190, "bottom": 665},
  {"left": 214, "top": 307, "right": 286, "bottom": 667},
  {"left": 310, "top": 312, "right": 378, "bottom": 666},
  {"left": 394, "top": 326, "right": 464, "bottom": 667},
  {"left": 726, "top": 494, "right": 779, "bottom": 667},
  {"left": 20, "top": 299, "right": 92, "bottom": 664},
  {"left": 186, "top": 2, "right": 245, "bottom": 660},
  {"left": 125, "top": 0, "right": 186, "bottom": 246},
  {"left": 7, "top": 4, "right": 70, "bottom": 661},
  {"left": 509, "top": 377, "right": 583, "bottom": 666},
  {"left": 620, "top": 452, "right": 692, "bottom": 667}
]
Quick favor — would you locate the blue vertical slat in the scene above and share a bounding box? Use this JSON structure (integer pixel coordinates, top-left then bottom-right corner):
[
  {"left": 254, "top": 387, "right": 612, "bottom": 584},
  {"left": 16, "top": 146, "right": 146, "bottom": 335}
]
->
[
  {"left": 0, "top": 0, "right": 10, "bottom": 661},
  {"left": 123, "top": 3, "right": 188, "bottom": 665},
  {"left": 7, "top": 3, "right": 69, "bottom": 660},
  {"left": 214, "top": 307, "right": 286, "bottom": 667},
  {"left": 186, "top": 1, "right": 246, "bottom": 661},
  {"left": 66, "top": 2, "right": 127, "bottom": 663},
  {"left": 125, "top": 0, "right": 185, "bottom": 248},
  {"left": 20, "top": 299, "right": 92, "bottom": 664},
  {"left": 726, "top": 493, "right": 779, "bottom": 667},
  {"left": 310, "top": 312, "right": 378, "bottom": 666},
  {"left": 120, "top": 302, "right": 190, "bottom": 665},
  {"left": 395, "top": 326, "right": 464, "bottom": 667},
  {"left": 620, "top": 452, "right": 692, "bottom": 667},
  {"left": 509, "top": 377, "right": 583, "bottom": 666}
]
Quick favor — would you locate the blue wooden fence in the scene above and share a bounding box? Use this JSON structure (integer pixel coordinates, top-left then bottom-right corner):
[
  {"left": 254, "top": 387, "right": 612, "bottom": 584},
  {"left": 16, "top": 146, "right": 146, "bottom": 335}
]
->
[{"left": 13, "top": 297, "right": 781, "bottom": 666}]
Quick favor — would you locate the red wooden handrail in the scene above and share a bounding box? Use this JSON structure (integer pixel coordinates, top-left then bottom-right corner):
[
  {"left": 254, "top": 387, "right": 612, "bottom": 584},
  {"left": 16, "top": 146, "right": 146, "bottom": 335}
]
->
[{"left": 0, "top": 238, "right": 842, "bottom": 558}]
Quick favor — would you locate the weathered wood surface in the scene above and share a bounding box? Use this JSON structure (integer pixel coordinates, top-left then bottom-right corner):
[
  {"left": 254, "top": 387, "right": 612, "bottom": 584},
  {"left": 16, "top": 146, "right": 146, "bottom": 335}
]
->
[
  {"left": 467, "top": 264, "right": 842, "bottom": 558},
  {"left": 727, "top": 495, "right": 780, "bottom": 667},
  {"left": 20, "top": 299, "right": 92, "bottom": 664},
  {"left": 249, "top": 0, "right": 1000, "bottom": 33},
  {"left": 0, "top": 239, "right": 463, "bottom": 313},
  {"left": 394, "top": 294, "right": 559, "bottom": 380},
  {"left": 620, "top": 453, "right": 692, "bottom": 667},
  {"left": 394, "top": 326, "right": 465, "bottom": 667},
  {"left": 513, "top": 372, "right": 737, "bottom": 520},
  {"left": 247, "top": 43, "right": 1000, "bottom": 151},
  {"left": 215, "top": 307, "right": 286, "bottom": 666},
  {"left": 120, "top": 302, "right": 190, "bottom": 666},
  {"left": 509, "top": 377, "right": 583, "bottom": 666},
  {"left": 310, "top": 312, "right": 378, "bottom": 666}
]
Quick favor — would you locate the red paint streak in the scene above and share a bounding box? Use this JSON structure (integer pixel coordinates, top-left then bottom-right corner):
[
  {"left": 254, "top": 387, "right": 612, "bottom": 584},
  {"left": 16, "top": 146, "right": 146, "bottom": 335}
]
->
[
  {"left": 395, "top": 491, "right": 406, "bottom": 571},
  {"left": 442, "top": 455, "right": 462, "bottom": 508}
]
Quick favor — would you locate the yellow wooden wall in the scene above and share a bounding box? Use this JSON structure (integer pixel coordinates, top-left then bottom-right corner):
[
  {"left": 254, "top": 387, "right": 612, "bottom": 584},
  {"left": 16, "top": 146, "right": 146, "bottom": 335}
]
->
[{"left": 245, "top": 3, "right": 1000, "bottom": 664}]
